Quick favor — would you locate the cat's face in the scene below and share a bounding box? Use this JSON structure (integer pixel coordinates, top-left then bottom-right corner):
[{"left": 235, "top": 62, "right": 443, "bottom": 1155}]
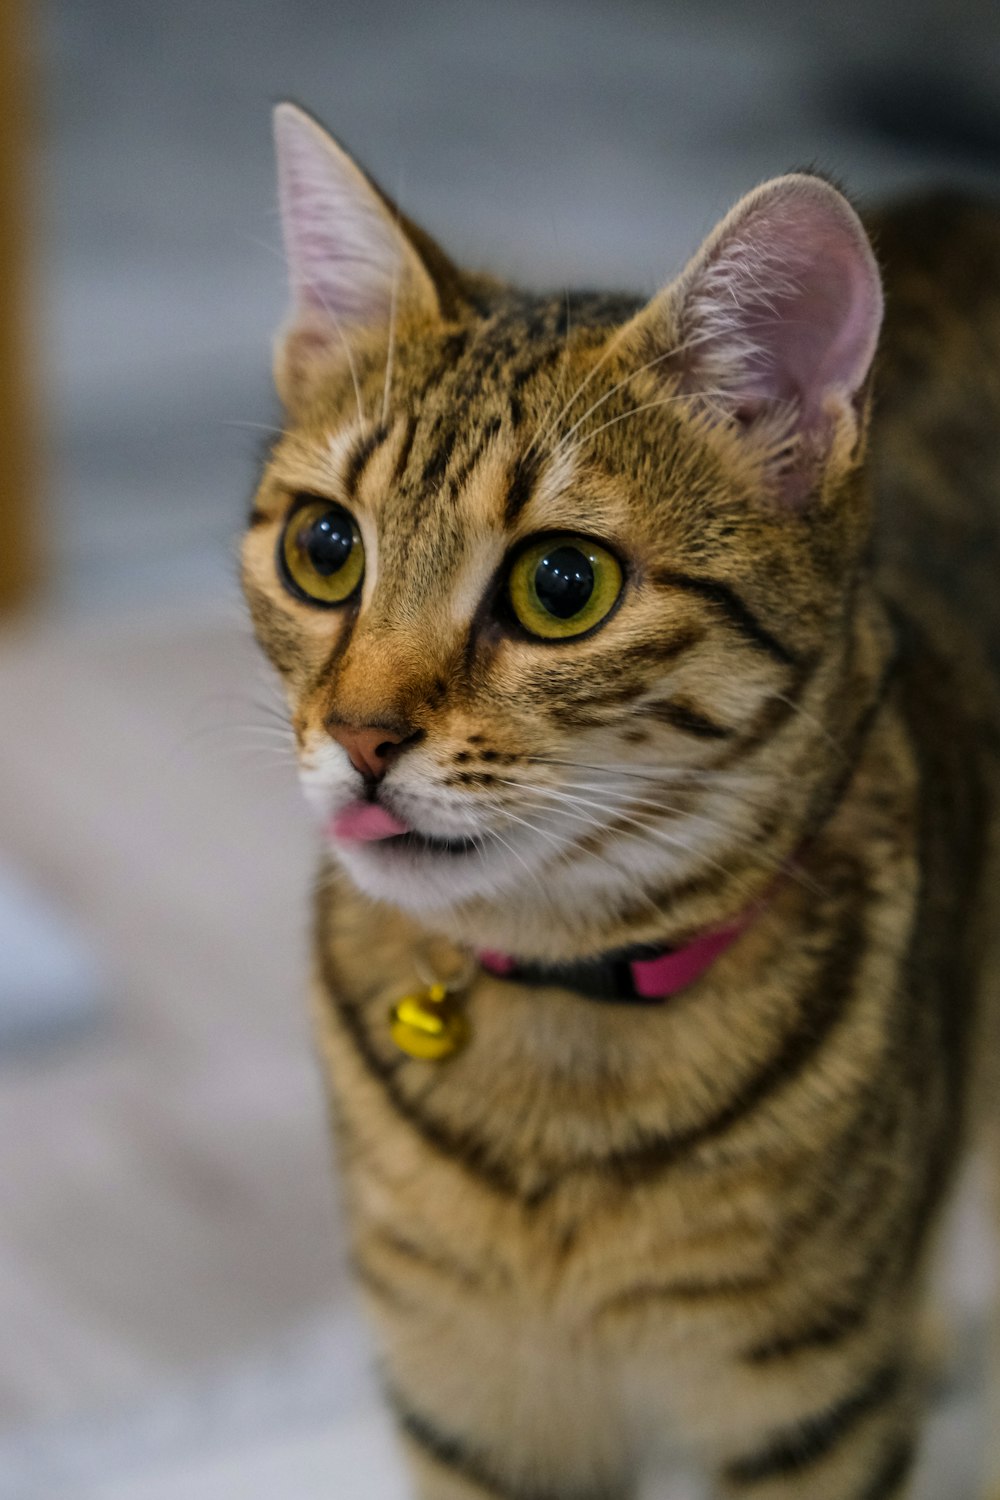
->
[{"left": 242, "top": 106, "right": 883, "bottom": 959}]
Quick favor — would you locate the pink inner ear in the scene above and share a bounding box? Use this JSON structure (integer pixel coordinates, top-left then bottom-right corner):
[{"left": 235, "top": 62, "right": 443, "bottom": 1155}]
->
[
  {"left": 275, "top": 106, "right": 405, "bottom": 330},
  {"left": 690, "top": 181, "right": 883, "bottom": 432}
]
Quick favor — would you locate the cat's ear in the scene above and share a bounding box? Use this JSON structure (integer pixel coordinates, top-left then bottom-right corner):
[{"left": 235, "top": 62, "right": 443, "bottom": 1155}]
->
[
  {"left": 628, "top": 173, "right": 883, "bottom": 504},
  {"left": 273, "top": 104, "right": 447, "bottom": 409}
]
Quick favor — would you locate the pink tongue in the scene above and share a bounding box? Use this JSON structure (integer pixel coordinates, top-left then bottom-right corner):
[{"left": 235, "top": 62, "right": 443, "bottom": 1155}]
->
[{"left": 330, "top": 802, "right": 410, "bottom": 843}]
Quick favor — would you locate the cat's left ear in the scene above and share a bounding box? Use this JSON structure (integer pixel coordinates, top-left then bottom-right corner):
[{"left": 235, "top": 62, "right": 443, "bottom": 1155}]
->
[
  {"left": 273, "top": 104, "right": 454, "bottom": 409},
  {"left": 625, "top": 173, "right": 883, "bottom": 505}
]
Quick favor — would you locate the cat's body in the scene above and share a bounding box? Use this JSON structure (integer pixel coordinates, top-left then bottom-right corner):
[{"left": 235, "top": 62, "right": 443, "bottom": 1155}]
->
[{"left": 243, "top": 108, "right": 1000, "bottom": 1498}]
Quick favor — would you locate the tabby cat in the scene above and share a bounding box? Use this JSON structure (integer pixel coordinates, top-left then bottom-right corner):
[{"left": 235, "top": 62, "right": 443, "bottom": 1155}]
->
[{"left": 242, "top": 103, "right": 1000, "bottom": 1499}]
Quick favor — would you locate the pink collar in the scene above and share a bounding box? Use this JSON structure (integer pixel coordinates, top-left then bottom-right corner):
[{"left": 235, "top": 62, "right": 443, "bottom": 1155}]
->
[{"left": 478, "top": 905, "right": 755, "bottom": 1004}]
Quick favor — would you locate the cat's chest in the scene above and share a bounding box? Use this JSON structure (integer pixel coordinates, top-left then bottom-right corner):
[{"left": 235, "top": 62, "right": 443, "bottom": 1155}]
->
[{"left": 320, "top": 972, "right": 794, "bottom": 1331}]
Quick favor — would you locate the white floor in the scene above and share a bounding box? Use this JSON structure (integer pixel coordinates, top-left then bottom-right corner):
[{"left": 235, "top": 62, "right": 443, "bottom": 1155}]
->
[{"left": 86, "top": 1411, "right": 410, "bottom": 1500}]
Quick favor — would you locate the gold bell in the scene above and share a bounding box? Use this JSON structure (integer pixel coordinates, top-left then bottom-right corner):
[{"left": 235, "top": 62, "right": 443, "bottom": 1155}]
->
[{"left": 390, "top": 981, "right": 470, "bottom": 1061}]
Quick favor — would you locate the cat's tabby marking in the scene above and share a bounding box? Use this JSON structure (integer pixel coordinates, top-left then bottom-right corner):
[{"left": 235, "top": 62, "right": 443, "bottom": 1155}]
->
[{"left": 242, "top": 104, "right": 1000, "bottom": 1499}]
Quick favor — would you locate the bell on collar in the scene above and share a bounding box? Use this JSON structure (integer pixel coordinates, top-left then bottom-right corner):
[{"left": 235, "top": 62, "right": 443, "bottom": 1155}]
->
[{"left": 390, "top": 980, "right": 469, "bottom": 1061}]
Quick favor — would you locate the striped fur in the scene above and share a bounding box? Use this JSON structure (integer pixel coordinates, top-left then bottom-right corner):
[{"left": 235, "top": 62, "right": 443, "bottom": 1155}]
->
[{"left": 243, "top": 117, "right": 1000, "bottom": 1498}]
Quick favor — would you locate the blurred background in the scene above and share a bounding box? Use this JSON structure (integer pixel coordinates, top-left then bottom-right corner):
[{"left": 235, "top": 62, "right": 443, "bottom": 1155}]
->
[{"left": 1, "top": 1, "right": 999, "bottom": 1495}]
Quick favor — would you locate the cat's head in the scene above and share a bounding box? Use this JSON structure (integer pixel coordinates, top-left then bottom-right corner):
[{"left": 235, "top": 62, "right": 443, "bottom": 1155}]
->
[{"left": 243, "top": 104, "right": 883, "bottom": 960}]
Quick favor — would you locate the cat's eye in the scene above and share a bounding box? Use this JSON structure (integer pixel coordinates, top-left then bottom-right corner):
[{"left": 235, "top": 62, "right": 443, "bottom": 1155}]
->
[
  {"left": 506, "top": 535, "right": 624, "bottom": 640},
  {"left": 279, "top": 497, "right": 365, "bottom": 606}
]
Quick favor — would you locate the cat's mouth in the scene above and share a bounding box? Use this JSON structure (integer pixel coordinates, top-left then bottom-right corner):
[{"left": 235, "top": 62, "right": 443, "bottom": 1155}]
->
[
  {"left": 328, "top": 800, "right": 478, "bottom": 857},
  {"left": 379, "top": 830, "right": 479, "bottom": 857}
]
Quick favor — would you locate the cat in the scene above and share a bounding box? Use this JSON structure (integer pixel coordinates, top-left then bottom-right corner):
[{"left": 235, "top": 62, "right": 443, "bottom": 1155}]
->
[{"left": 242, "top": 102, "right": 1000, "bottom": 1500}]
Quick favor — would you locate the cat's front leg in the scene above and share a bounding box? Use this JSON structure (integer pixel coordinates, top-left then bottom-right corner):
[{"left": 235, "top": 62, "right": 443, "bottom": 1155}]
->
[
  {"left": 395, "top": 1421, "right": 528, "bottom": 1500},
  {"left": 386, "top": 1387, "right": 636, "bottom": 1500},
  {"left": 392, "top": 1412, "right": 633, "bottom": 1500},
  {"left": 354, "top": 1243, "right": 636, "bottom": 1500}
]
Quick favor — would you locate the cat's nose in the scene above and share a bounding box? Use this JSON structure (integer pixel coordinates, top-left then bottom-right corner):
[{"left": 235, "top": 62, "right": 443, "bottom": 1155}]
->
[{"left": 326, "top": 720, "right": 411, "bottom": 781}]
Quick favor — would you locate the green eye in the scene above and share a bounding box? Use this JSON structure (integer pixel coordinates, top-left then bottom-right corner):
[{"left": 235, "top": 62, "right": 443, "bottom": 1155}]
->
[
  {"left": 507, "top": 535, "right": 624, "bottom": 640},
  {"left": 280, "top": 497, "right": 365, "bottom": 606}
]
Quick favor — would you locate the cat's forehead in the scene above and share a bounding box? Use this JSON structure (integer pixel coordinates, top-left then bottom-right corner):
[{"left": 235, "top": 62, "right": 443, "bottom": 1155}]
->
[
  {"left": 268, "top": 284, "right": 759, "bottom": 632},
  {"left": 287, "top": 294, "right": 651, "bottom": 550},
  {"left": 324, "top": 398, "right": 622, "bottom": 612}
]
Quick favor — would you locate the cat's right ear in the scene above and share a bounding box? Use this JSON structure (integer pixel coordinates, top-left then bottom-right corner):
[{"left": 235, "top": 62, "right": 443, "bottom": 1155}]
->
[
  {"left": 273, "top": 104, "right": 443, "bottom": 410},
  {"left": 621, "top": 174, "right": 883, "bottom": 507}
]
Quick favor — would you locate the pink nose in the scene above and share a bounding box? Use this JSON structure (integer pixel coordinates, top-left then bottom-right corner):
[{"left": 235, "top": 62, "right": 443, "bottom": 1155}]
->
[{"left": 327, "top": 723, "right": 407, "bottom": 780}]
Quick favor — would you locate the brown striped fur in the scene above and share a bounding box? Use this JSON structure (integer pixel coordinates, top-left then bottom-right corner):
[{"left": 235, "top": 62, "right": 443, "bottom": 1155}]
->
[{"left": 243, "top": 109, "right": 1000, "bottom": 1498}]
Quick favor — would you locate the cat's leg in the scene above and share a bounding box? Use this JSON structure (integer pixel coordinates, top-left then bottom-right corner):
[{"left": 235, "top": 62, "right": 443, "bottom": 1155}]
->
[
  {"left": 393, "top": 1419, "right": 632, "bottom": 1500},
  {"left": 701, "top": 1353, "right": 921, "bottom": 1500},
  {"left": 395, "top": 1430, "right": 529, "bottom": 1500},
  {"left": 355, "top": 1259, "right": 635, "bottom": 1500},
  {"left": 386, "top": 1386, "right": 635, "bottom": 1500}
]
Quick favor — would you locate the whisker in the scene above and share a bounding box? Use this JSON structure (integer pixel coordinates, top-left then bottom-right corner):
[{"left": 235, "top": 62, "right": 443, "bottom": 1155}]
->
[
  {"left": 766, "top": 691, "right": 850, "bottom": 763},
  {"left": 292, "top": 275, "right": 366, "bottom": 428},
  {"left": 522, "top": 290, "right": 575, "bottom": 461},
  {"left": 529, "top": 319, "right": 634, "bottom": 455},
  {"left": 381, "top": 245, "right": 403, "bottom": 426},
  {"left": 495, "top": 777, "right": 826, "bottom": 900},
  {"left": 219, "top": 419, "right": 288, "bottom": 436},
  {"left": 554, "top": 390, "right": 727, "bottom": 468},
  {"left": 482, "top": 826, "right": 553, "bottom": 902},
  {"left": 531, "top": 316, "right": 747, "bottom": 463},
  {"left": 487, "top": 794, "right": 666, "bottom": 923},
  {"left": 547, "top": 345, "right": 687, "bottom": 459},
  {"left": 526, "top": 756, "right": 762, "bottom": 790}
]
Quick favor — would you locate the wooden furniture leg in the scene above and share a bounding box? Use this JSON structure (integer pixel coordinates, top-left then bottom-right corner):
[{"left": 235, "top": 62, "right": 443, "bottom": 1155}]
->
[{"left": 0, "top": 0, "right": 39, "bottom": 613}]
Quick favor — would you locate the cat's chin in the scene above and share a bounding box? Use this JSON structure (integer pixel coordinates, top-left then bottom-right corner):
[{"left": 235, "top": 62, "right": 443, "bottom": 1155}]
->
[
  {"left": 328, "top": 835, "right": 650, "bottom": 962},
  {"left": 330, "top": 832, "right": 522, "bottom": 915}
]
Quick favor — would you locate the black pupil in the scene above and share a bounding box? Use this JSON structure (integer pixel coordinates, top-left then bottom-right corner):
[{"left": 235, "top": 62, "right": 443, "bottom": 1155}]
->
[
  {"left": 300, "top": 507, "right": 353, "bottom": 575},
  {"left": 534, "top": 546, "right": 594, "bottom": 619}
]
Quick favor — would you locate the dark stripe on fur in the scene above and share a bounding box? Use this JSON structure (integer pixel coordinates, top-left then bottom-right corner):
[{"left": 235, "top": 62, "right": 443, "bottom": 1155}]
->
[
  {"left": 742, "top": 614, "right": 991, "bottom": 1366},
  {"left": 746, "top": 1296, "right": 875, "bottom": 1364},
  {"left": 319, "top": 850, "right": 867, "bottom": 1208},
  {"left": 715, "top": 655, "right": 820, "bottom": 765},
  {"left": 744, "top": 1102, "right": 920, "bottom": 1362},
  {"left": 368, "top": 1221, "right": 491, "bottom": 1290},
  {"left": 344, "top": 422, "right": 390, "bottom": 499},
  {"left": 617, "top": 628, "right": 705, "bottom": 669},
  {"left": 422, "top": 417, "right": 458, "bottom": 489},
  {"left": 639, "top": 696, "right": 735, "bottom": 740},
  {"left": 724, "top": 1364, "right": 901, "bottom": 1485},
  {"left": 394, "top": 1401, "right": 517, "bottom": 1499},
  {"left": 392, "top": 414, "right": 418, "bottom": 485},
  {"left": 449, "top": 416, "right": 502, "bottom": 499},
  {"left": 592, "top": 880, "right": 869, "bottom": 1188},
  {"left": 351, "top": 1255, "right": 416, "bottom": 1312},
  {"left": 626, "top": 649, "right": 892, "bottom": 931},
  {"left": 745, "top": 1205, "right": 899, "bottom": 1362},
  {"left": 505, "top": 453, "right": 541, "bottom": 526},
  {"left": 318, "top": 864, "right": 865, "bottom": 1210},
  {"left": 392, "top": 1394, "right": 622, "bottom": 1500},
  {"left": 652, "top": 568, "right": 799, "bottom": 668},
  {"left": 597, "top": 1266, "right": 775, "bottom": 1316},
  {"left": 509, "top": 345, "right": 565, "bottom": 392},
  {"left": 315, "top": 886, "right": 525, "bottom": 1199},
  {"left": 856, "top": 1436, "right": 915, "bottom": 1499}
]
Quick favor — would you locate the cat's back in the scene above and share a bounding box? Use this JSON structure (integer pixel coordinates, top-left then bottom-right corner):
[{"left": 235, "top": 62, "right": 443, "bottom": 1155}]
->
[{"left": 868, "top": 190, "right": 1000, "bottom": 674}]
